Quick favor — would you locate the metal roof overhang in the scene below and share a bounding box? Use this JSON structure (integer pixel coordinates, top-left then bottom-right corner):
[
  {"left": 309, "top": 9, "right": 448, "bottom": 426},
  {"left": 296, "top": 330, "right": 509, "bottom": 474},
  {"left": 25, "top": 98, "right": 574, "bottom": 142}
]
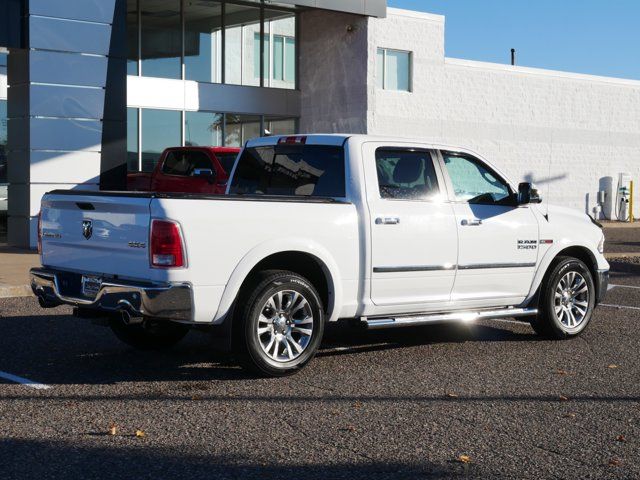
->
[{"left": 266, "top": 0, "right": 387, "bottom": 17}]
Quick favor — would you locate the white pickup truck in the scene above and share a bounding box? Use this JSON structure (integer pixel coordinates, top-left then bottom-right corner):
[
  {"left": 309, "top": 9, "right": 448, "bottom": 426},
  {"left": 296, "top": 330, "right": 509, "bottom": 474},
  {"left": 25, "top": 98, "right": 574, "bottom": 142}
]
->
[{"left": 32, "top": 135, "right": 609, "bottom": 376}]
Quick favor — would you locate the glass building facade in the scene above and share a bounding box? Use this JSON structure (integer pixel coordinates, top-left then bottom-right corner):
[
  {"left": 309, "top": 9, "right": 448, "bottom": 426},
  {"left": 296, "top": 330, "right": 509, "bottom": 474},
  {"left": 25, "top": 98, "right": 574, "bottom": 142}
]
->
[{"left": 126, "top": 0, "right": 299, "bottom": 172}]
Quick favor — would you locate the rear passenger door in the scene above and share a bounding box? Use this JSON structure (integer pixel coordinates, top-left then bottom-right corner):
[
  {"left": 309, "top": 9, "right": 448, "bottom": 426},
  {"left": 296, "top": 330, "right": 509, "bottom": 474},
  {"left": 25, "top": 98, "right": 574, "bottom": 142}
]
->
[{"left": 364, "top": 143, "right": 458, "bottom": 309}]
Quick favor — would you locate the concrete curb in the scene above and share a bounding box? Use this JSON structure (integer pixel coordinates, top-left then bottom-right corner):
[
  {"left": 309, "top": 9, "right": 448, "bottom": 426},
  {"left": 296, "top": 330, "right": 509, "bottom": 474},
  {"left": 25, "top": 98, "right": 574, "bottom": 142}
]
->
[
  {"left": 605, "top": 253, "right": 640, "bottom": 260},
  {"left": 602, "top": 222, "right": 640, "bottom": 229},
  {"left": 0, "top": 284, "right": 33, "bottom": 299}
]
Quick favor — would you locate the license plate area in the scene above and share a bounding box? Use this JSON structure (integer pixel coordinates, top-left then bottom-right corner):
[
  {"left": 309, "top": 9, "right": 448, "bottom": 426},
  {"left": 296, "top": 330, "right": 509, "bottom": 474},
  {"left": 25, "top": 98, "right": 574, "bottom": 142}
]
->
[{"left": 81, "top": 275, "right": 102, "bottom": 298}]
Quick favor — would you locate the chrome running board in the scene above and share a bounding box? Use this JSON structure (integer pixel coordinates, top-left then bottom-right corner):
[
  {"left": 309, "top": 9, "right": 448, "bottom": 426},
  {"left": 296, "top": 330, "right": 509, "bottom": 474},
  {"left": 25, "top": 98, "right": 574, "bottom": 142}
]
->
[{"left": 363, "top": 307, "right": 538, "bottom": 330}]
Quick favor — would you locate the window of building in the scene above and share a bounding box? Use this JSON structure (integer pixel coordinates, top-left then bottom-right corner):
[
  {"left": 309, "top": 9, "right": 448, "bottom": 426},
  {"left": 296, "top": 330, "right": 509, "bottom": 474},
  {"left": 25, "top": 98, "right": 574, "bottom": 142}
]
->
[
  {"left": 129, "top": 1, "right": 297, "bottom": 89},
  {"left": 265, "top": 10, "right": 295, "bottom": 89},
  {"left": 185, "top": 111, "right": 223, "bottom": 147},
  {"left": 128, "top": 111, "right": 299, "bottom": 171},
  {"left": 162, "top": 150, "right": 213, "bottom": 176},
  {"left": 225, "top": 114, "right": 261, "bottom": 147},
  {"left": 230, "top": 144, "right": 345, "bottom": 197},
  {"left": 225, "top": 3, "right": 261, "bottom": 86},
  {"left": 141, "top": 109, "right": 182, "bottom": 172},
  {"left": 140, "top": 0, "right": 181, "bottom": 79},
  {"left": 442, "top": 152, "right": 512, "bottom": 205},
  {"left": 264, "top": 116, "right": 297, "bottom": 136},
  {"left": 375, "top": 149, "right": 439, "bottom": 200},
  {"left": 184, "top": 1, "right": 222, "bottom": 83},
  {"left": 127, "top": 108, "right": 139, "bottom": 171},
  {"left": 377, "top": 48, "right": 412, "bottom": 92},
  {"left": 127, "top": 0, "right": 139, "bottom": 75}
]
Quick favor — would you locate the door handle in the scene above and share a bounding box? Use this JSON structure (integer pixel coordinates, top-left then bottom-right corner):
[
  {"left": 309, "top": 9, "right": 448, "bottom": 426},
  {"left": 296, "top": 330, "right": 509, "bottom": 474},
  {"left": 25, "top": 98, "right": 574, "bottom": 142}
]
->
[
  {"left": 461, "top": 218, "right": 482, "bottom": 226},
  {"left": 375, "top": 217, "right": 400, "bottom": 225}
]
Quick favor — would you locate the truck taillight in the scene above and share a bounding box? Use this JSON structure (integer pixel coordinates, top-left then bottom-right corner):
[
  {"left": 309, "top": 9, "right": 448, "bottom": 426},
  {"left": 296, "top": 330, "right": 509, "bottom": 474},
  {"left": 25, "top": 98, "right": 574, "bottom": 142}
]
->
[
  {"left": 37, "top": 211, "right": 42, "bottom": 255},
  {"left": 150, "top": 219, "right": 185, "bottom": 268}
]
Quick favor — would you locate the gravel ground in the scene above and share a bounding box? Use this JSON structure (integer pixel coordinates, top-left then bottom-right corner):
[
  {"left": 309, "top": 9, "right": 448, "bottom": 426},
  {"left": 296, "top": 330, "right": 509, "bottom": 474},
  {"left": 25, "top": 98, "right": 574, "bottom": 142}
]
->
[{"left": 1, "top": 266, "right": 640, "bottom": 479}]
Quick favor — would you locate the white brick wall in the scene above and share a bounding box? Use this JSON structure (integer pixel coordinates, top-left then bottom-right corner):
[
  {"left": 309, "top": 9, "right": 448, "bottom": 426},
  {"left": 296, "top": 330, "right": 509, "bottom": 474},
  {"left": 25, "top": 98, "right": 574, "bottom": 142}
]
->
[{"left": 368, "top": 8, "right": 640, "bottom": 217}]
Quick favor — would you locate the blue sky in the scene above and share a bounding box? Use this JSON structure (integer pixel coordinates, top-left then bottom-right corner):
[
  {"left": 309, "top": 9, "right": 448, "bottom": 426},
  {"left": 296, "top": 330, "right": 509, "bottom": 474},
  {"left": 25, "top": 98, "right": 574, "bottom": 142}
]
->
[{"left": 388, "top": 0, "right": 640, "bottom": 80}]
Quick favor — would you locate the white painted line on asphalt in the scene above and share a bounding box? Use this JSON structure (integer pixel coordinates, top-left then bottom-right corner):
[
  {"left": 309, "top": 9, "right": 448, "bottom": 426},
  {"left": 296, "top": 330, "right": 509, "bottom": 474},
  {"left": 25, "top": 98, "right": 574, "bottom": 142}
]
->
[
  {"left": 609, "top": 283, "right": 640, "bottom": 291},
  {"left": 0, "top": 371, "right": 51, "bottom": 390},
  {"left": 600, "top": 303, "right": 640, "bottom": 311}
]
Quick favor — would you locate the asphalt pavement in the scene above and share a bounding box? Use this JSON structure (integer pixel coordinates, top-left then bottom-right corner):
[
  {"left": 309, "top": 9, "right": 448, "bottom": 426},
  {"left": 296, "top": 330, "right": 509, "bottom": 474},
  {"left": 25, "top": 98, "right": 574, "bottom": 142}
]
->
[{"left": 1, "top": 263, "right": 640, "bottom": 479}]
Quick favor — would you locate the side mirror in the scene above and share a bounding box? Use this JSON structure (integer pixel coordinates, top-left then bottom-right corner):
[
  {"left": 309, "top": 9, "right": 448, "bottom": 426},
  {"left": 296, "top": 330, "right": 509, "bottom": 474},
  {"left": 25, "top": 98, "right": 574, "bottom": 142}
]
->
[
  {"left": 518, "top": 182, "right": 542, "bottom": 204},
  {"left": 193, "top": 168, "right": 215, "bottom": 184}
]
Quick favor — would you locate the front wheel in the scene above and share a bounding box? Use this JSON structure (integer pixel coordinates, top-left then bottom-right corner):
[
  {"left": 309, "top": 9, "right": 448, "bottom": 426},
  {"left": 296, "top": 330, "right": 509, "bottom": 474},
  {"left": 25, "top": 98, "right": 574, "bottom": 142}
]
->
[
  {"left": 109, "top": 316, "right": 190, "bottom": 350},
  {"left": 234, "top": 270, "right": 325, "bottom": 377},
  {"left": 530, "top": 256, "right": 596, "bottom": 339}
]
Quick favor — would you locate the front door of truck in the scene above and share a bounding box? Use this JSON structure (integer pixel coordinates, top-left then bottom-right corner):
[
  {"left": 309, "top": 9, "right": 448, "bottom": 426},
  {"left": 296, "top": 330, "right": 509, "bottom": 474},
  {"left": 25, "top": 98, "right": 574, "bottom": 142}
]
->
[
  {"left": 364, "top": 143, "right": 458, "bottom": 309},
  {"left": 439, "top": 151, "right": 539, "bottom": 307}
]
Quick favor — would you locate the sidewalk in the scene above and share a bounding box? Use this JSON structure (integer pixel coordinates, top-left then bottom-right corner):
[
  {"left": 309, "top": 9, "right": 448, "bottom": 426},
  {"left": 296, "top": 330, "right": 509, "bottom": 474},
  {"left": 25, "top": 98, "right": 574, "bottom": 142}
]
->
[
  {"left": 0, "top": 246, "right": 39, "bottom": 298},
  {"left": 0, "top": 223, "right": 638, "bottom": 299}
]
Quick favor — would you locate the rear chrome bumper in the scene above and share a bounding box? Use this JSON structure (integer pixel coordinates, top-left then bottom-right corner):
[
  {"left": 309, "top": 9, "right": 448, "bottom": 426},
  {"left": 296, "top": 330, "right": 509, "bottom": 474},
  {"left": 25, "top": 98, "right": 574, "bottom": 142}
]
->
[
  {"left": 30, "top": 268, "right": 193, "bottom": 321},
  {"left": 596, "top": 268, "right": 609, "bottom": 304}
]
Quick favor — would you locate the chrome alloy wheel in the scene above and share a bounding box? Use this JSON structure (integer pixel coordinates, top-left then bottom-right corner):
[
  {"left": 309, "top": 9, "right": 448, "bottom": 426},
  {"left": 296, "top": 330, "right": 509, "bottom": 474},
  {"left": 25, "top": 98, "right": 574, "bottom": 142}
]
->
[
  {"left": 257, "top": 290, "right": 314, "bottom": 363},
  {"left": 554, "top": 271, "right": 590, "bottom": 329}
]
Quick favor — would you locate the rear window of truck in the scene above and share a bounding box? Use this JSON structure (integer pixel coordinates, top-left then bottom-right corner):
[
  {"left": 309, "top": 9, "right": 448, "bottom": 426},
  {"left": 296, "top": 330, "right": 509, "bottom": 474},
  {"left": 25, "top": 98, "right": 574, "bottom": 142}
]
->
[{"left": 229, "top": 144, "right": 345, "bottom": 198}]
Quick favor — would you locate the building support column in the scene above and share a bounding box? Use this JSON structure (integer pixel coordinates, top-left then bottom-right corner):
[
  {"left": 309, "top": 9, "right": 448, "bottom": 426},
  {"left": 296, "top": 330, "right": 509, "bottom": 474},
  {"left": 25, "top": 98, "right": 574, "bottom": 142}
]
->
[{"left": 7, "top": 0, "right": 126, "bottom": 248}]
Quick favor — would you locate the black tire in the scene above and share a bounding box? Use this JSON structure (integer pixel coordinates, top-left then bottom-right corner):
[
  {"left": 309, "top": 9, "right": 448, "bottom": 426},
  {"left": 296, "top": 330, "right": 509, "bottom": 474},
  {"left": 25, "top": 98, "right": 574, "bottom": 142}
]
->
[
  {"left": 234, "top": 270, "right": 325, "bottom": 377},
  {"left": 109, "top": 316, "right": 190, "bottom": 350},
  {"left": 530, "top": 256, "right": 596, "bottom": 339}
]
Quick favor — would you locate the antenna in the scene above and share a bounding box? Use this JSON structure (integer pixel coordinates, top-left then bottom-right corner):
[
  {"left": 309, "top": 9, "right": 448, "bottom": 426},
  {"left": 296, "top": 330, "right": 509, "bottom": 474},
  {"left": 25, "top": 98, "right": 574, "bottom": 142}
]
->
[
  {"left": 511, "top": 48, "right": 516, "bottom": 66},
  {"left": 545, "top": 132, "right": 553, "bottom": 221}
]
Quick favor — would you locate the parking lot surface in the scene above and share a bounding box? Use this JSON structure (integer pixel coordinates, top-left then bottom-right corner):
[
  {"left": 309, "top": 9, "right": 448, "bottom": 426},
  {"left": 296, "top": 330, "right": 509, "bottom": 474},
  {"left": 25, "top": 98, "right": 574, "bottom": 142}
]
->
[{"left": 1, "top": 263, "right": 640, "bottom": 479}]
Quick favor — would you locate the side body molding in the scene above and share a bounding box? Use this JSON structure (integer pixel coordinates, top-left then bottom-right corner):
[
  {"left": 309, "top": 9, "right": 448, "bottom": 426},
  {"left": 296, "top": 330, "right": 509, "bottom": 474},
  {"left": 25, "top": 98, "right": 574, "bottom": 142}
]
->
[{"left": 213, "top": 238, "right": 344, "bottom": 324}]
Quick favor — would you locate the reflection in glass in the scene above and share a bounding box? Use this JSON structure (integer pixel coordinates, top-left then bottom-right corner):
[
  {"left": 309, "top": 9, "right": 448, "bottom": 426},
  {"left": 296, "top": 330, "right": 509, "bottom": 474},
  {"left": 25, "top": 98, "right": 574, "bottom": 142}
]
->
[
  {"left": 225, "top": 3, "right": 261, "bottom": 86},
  {"left": 127, "top": 0, "right": 139, "bottom": 75},
  {"left": 225, "top": 114, "right": 261, "bottom": 147},
  {"left": 265, "top": 10, "right": 295, "bottom": 89},
  {"left": 141, "top": 109, "right": 181, "bottom": 172},
  {"left": 141, "top": 0, "right": 181, "bottom": 79},
  {"left": 127, "top": 108, "right": 139, "bottom": 172},
  {"left": 185, "top": 111, "right": 223, "bottom": 147},
  {"left": 264, "top": 116, "right": 297, "bottom": 136},
  {"left": 184, "top": 1, "right": 222, "bottom": 83}
]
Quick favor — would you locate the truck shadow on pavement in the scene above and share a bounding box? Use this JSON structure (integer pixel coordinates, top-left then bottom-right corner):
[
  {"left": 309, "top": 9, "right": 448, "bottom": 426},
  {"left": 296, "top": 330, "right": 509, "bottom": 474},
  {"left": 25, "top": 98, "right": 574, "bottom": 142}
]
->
[
  {"left": 0, "top": 308, "right": 537, "bottom": 386},
  {"left": 0, "top": 438, "right": 456, "bottom": 480}
]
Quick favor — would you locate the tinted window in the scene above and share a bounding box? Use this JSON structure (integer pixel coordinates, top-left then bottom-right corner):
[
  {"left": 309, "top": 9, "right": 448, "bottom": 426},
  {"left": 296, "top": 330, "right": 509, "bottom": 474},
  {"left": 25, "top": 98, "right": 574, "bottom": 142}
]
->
[
  {"left": 442, "top": 152, "right": 512, "bottom": 204},
  {"left": 216, "top": 153, "right": 238, "bottom": 175},
  {"left": 162, "top": 151, "right": 213, "bottom": 176},
  {"left": 230, "top": 144, "right": 345, "bottom": 198},
  {"left": 375, "top": 149, "right": 439, "bottom": 200}
]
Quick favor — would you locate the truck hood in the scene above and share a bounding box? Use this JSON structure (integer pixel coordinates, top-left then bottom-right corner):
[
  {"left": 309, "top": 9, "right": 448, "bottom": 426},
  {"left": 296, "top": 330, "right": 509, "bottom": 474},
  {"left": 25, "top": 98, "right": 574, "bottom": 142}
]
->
[{"left": 535, "top": 203, "right": 604, "bottom": 247}]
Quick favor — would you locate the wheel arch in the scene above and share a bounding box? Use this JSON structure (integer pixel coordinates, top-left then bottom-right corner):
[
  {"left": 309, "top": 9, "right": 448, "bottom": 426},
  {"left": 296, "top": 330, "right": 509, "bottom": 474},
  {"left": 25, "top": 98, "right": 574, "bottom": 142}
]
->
[
  {"left": 213, "top": 240, "right": 342, "bottom": 324},
  {"left": 525, "top": 244, "right": 600, "bottom": 307}
]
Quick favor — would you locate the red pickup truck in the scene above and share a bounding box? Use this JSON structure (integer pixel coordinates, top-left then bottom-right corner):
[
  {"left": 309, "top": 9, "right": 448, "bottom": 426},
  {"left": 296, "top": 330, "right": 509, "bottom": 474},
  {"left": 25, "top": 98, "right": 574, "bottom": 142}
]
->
[{"left": 127, "top": 146, "right": 241, "bottom": 194}]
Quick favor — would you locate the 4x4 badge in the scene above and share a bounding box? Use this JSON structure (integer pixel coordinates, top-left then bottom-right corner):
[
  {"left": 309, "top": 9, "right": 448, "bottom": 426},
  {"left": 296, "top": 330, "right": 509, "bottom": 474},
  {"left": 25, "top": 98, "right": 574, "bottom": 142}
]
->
[{"left": 82, "top": 220, "right": 93, "bottom": 240}]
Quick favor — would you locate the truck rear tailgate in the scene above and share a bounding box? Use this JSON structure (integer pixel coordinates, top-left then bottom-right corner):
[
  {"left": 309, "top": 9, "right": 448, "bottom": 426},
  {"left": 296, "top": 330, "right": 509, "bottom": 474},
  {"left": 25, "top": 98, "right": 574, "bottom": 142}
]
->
[{"left": 40, "top": 191, "right": 155, "bottom": 281}]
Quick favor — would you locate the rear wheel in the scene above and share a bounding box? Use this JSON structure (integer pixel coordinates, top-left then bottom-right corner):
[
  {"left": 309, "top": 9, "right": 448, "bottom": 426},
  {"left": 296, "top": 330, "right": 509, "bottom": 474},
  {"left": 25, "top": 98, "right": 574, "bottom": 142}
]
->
[
  {"left": 234, "top": 270, "right": 325, "bottom": 377},
  {"left": 530, "top": 256, "right": 595, "bottom": 339},
  {"left": 109, "top": 316, "right": 190, "bottom": 350}
]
